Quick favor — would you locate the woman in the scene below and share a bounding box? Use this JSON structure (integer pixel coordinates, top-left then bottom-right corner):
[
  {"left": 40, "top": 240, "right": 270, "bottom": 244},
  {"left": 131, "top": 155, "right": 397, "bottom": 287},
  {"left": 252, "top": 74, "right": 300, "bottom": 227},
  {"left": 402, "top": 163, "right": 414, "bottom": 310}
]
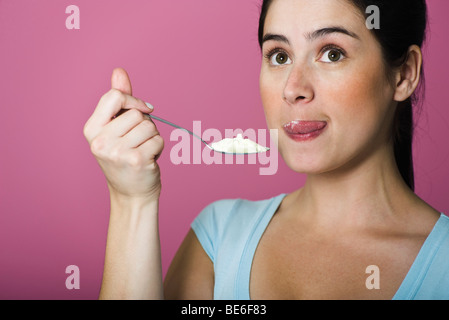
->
[{"left": 83, "top": 0, "right": 449, "bottom": 299}]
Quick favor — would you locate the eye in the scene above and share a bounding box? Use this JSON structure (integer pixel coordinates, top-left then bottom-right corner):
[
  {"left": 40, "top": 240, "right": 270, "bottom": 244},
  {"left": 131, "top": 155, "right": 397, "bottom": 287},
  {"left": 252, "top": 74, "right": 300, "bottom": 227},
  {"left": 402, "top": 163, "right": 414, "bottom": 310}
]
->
[
  {"left": 265, "top": 49, "right": 292, "bottom": 66},
  {"left": 319, "top": 47, "right": 346, "bottom": 63},
  {"left": 272, "top": 52, "right": 291, "bottom": 65}
]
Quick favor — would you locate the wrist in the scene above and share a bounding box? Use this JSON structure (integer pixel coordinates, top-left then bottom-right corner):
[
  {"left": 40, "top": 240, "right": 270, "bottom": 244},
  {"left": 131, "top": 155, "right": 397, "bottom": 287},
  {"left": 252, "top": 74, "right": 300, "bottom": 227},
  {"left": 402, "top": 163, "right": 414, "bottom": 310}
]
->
[{"left": 109, "top": 190, "right": 160, "bottom": 217}]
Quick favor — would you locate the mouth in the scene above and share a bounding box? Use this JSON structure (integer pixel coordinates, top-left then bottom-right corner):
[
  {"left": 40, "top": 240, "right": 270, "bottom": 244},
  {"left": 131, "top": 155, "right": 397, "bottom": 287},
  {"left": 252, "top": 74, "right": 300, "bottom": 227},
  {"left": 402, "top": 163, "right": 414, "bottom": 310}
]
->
[{"left": 283, "top": 120, "right": 328, "bottom": 142}]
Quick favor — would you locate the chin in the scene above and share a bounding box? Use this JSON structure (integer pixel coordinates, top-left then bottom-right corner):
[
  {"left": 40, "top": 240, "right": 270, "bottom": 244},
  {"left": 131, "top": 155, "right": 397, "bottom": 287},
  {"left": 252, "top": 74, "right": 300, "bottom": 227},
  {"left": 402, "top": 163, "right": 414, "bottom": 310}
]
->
[{"left": 280, "top": 150, "right": 331, "bottom": 175}]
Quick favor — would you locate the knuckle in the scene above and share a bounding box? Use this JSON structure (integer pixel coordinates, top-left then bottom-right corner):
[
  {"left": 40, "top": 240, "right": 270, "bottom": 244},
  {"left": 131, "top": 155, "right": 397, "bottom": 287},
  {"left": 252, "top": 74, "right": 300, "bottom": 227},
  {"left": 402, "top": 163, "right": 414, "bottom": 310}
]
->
[
  {"left": 83, "top": 122, "right": 91, "bottom": 140},
  {"left": 100, "top": 89, "right": 118, "bottom": 104},
  {"left": 152, "top": 134, "right": 165, "bottom": 151},
  {"left": 154, "top": 134, "right": 164, "bottom": 146},
  {"left": 127, "top": 150, "right": 144, "bottom": 168},
  {"left": 128, "top": 108, "right": 144, "bottom": 122},
  {"left": 108, "top": 88, "right": 123, "bottom": 100},
  {"left": 101, "top": 88, "right": 124, "bottom": 106},
  {"left": 90, "top": 136, "right": 105, "bottom": 156},
  {"left": 141, "top": 119, "right": 155, "bottom": 131},
  {"left": 109, "top": 145, "right": 122, "bottom": 163}
]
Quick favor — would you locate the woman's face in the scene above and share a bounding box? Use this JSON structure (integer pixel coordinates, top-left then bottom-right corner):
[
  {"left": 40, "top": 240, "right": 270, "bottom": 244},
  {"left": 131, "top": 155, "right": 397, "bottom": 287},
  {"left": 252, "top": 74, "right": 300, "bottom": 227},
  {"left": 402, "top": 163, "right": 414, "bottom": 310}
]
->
[{"left": 260, "top": 0, "right": 397, "bottom": 174}]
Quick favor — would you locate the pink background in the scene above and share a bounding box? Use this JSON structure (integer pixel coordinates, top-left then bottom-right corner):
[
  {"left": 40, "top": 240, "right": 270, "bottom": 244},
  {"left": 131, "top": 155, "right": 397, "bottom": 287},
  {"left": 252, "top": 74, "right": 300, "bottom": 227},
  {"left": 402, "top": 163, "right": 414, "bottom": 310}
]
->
[{"left": 0, "top": 0, "right": 448, "bottom": 299}]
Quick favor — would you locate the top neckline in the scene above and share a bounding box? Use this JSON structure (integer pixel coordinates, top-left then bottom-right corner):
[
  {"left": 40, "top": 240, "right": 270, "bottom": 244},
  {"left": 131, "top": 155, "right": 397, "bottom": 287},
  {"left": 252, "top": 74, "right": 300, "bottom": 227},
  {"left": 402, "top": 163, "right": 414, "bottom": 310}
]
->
[{"left": 235, "top": 193, "right": 447, "bottom": 300}]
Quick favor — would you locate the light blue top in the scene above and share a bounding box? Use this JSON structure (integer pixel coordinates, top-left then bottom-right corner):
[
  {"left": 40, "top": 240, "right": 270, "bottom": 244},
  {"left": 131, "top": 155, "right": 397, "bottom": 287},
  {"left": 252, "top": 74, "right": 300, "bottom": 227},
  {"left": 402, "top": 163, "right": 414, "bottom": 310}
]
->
[{"left": 191, "top": 194, "right": 449, "bottom": 300}]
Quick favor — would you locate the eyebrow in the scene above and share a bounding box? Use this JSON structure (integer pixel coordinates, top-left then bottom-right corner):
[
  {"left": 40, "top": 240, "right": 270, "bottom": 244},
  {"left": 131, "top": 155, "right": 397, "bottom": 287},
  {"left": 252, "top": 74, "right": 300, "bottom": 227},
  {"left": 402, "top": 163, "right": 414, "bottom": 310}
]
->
[
  {"left": 262, "top": 33, "right": 290, "bottom": 45},
  {"left": 305, "top": 26, "right": 360, "bottom": 41},
  {"left": 262, "top": 26, "right": 360, "bottom": 45}
]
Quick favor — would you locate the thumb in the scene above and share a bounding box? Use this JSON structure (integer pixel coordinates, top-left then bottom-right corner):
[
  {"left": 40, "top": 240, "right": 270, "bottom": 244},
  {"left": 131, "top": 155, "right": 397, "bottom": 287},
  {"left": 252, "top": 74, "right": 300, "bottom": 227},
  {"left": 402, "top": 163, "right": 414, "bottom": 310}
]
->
[{"left": 111, "top": 67, "right": 133, "bottom": 95}]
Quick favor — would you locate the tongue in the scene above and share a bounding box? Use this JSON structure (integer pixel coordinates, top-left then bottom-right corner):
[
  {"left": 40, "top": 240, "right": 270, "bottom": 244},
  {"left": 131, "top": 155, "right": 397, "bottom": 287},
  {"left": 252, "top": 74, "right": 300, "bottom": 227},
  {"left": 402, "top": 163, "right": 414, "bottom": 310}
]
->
[{"left": 286, "top": 121, "right": 327, "bottom": 134}]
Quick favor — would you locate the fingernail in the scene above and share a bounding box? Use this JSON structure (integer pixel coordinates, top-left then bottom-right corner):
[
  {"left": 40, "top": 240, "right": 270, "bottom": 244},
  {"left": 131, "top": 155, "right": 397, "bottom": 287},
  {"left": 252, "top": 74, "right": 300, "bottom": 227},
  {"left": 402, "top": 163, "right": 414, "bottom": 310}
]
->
[{"left": 145, "top": 102, "right": 154, "bottom": 110}]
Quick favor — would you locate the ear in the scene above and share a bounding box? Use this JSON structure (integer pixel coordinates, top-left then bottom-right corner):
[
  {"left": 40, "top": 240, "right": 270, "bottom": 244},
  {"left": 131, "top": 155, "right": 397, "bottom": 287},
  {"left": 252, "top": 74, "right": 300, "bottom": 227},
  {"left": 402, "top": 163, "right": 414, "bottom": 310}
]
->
[{"left": 393, "top": 45, "right": 423, "bottom": 102}]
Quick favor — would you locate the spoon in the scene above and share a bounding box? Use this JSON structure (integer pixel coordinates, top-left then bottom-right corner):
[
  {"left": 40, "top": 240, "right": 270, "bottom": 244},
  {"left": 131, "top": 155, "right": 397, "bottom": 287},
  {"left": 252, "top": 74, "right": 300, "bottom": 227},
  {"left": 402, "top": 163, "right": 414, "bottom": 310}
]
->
[{"left": 145, "top": 113, "right": 269, "bottom": 155}]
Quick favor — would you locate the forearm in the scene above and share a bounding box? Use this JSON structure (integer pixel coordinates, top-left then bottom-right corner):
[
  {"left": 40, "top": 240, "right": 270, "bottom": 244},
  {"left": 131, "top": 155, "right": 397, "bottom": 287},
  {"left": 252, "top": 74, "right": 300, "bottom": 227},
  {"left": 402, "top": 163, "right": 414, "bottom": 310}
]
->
[{"left": 99, "top": 195, "right": 163, "bottom": 300}]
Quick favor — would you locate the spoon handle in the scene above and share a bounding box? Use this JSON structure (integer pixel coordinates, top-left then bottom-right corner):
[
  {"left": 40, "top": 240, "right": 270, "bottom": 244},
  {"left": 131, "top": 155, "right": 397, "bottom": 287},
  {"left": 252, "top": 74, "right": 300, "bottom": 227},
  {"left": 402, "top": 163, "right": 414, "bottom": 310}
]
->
[{"left": 145, "top": 114, "right": 210, "bottom": 148}]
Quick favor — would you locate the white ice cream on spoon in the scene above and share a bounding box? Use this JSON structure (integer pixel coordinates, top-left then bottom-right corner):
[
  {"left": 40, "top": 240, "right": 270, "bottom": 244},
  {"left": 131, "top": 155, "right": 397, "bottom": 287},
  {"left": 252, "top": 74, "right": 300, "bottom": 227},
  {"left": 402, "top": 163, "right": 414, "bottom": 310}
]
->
[{"left": 211, "top": 134, "right": 269, "bottom": 154}]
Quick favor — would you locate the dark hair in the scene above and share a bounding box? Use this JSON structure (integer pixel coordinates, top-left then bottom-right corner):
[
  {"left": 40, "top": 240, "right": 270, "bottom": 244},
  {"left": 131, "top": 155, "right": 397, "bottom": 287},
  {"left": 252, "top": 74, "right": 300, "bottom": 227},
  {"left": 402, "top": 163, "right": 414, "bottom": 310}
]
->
[{"left": 258, "top": 0, "right": 428, "bottom": 191}]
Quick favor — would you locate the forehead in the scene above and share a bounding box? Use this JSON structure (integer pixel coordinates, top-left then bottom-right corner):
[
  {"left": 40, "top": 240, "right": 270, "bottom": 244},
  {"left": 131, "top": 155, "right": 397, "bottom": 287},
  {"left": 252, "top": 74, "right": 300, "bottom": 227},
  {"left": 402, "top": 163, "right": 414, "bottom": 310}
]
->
[{"left": 264, "top": 0, "right": 366, "bottom": 38}]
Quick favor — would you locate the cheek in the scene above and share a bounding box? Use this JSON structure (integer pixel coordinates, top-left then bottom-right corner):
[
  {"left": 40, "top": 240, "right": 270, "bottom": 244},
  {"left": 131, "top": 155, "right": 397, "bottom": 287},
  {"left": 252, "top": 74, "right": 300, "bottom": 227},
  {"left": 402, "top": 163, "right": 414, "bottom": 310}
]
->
[
  {"left": 323, "top": 72, "right": 395, "bottom": 171},
  {"left": 324, "top": 63, "right": 392, "bottom": 132}
]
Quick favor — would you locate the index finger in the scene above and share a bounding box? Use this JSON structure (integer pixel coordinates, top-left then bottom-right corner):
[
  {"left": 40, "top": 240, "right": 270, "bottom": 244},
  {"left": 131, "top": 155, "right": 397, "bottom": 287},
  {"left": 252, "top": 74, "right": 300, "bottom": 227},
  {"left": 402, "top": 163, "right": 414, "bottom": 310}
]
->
[{"left": 84, "top": 89, "right": 153, "bottom": 141}]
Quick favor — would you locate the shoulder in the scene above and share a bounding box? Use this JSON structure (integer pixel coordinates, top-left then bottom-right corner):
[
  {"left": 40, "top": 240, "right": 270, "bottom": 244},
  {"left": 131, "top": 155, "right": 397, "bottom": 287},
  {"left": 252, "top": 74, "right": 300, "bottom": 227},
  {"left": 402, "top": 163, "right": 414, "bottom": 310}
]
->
[
  {"left": 404, "top": 213, "right": 449, "bottom": 300},
  {"left": 191, "top": 194, "right": 286, "bottom": 261},
  {"left": 193, "top": 194, "right": 285, "bottom": 230},
  {"left": 194, "top": 196, "right": 270, "bottom": 223},
  {"left": 429, "top": 213, "right": 449, "bottom": 268}
]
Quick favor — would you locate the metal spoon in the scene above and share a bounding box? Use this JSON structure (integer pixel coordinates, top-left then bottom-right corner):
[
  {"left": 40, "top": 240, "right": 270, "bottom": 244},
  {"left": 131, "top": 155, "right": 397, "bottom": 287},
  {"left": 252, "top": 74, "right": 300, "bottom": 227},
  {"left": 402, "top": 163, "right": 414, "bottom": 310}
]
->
[{"left": 145, "top": 113, "right": 269, "bottom": 155}]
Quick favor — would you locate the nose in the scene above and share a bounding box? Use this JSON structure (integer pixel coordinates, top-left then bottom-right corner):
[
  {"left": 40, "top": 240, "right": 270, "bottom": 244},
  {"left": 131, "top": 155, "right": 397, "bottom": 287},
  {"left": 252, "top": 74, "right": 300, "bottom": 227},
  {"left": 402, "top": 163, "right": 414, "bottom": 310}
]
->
[{"left": 283, "top": 65, "right": 314, "bottom": 104}]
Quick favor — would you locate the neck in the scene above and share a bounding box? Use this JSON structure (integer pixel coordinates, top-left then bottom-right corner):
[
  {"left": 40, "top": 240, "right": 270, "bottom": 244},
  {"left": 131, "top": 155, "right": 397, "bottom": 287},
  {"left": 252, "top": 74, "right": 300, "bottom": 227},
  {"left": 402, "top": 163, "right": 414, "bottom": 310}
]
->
[{"left": 292, "top": 143, "right": 416, "bottom": 231}]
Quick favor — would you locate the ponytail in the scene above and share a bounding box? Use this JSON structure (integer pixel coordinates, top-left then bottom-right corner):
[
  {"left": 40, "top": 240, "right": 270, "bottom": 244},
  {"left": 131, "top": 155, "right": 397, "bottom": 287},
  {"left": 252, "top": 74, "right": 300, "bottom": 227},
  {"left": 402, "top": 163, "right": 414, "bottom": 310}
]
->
[{"left": 393, "top": 98, "right": 415, "bottom": 191}]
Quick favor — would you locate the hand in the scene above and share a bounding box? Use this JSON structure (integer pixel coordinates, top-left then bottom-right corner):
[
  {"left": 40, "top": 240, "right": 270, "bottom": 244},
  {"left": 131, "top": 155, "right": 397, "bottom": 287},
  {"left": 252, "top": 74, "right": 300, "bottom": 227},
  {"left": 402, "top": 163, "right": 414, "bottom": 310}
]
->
[{"left": 83, "top": 68, "right": 164, "bottom": 203}]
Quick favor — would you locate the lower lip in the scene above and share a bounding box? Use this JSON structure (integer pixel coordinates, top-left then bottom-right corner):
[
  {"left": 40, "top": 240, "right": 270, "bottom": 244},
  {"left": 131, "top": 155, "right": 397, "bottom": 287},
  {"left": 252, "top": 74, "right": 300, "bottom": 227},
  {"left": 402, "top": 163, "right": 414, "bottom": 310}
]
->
[{"left": 283, "top": 122, "right": 328, "bottom": 142}]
